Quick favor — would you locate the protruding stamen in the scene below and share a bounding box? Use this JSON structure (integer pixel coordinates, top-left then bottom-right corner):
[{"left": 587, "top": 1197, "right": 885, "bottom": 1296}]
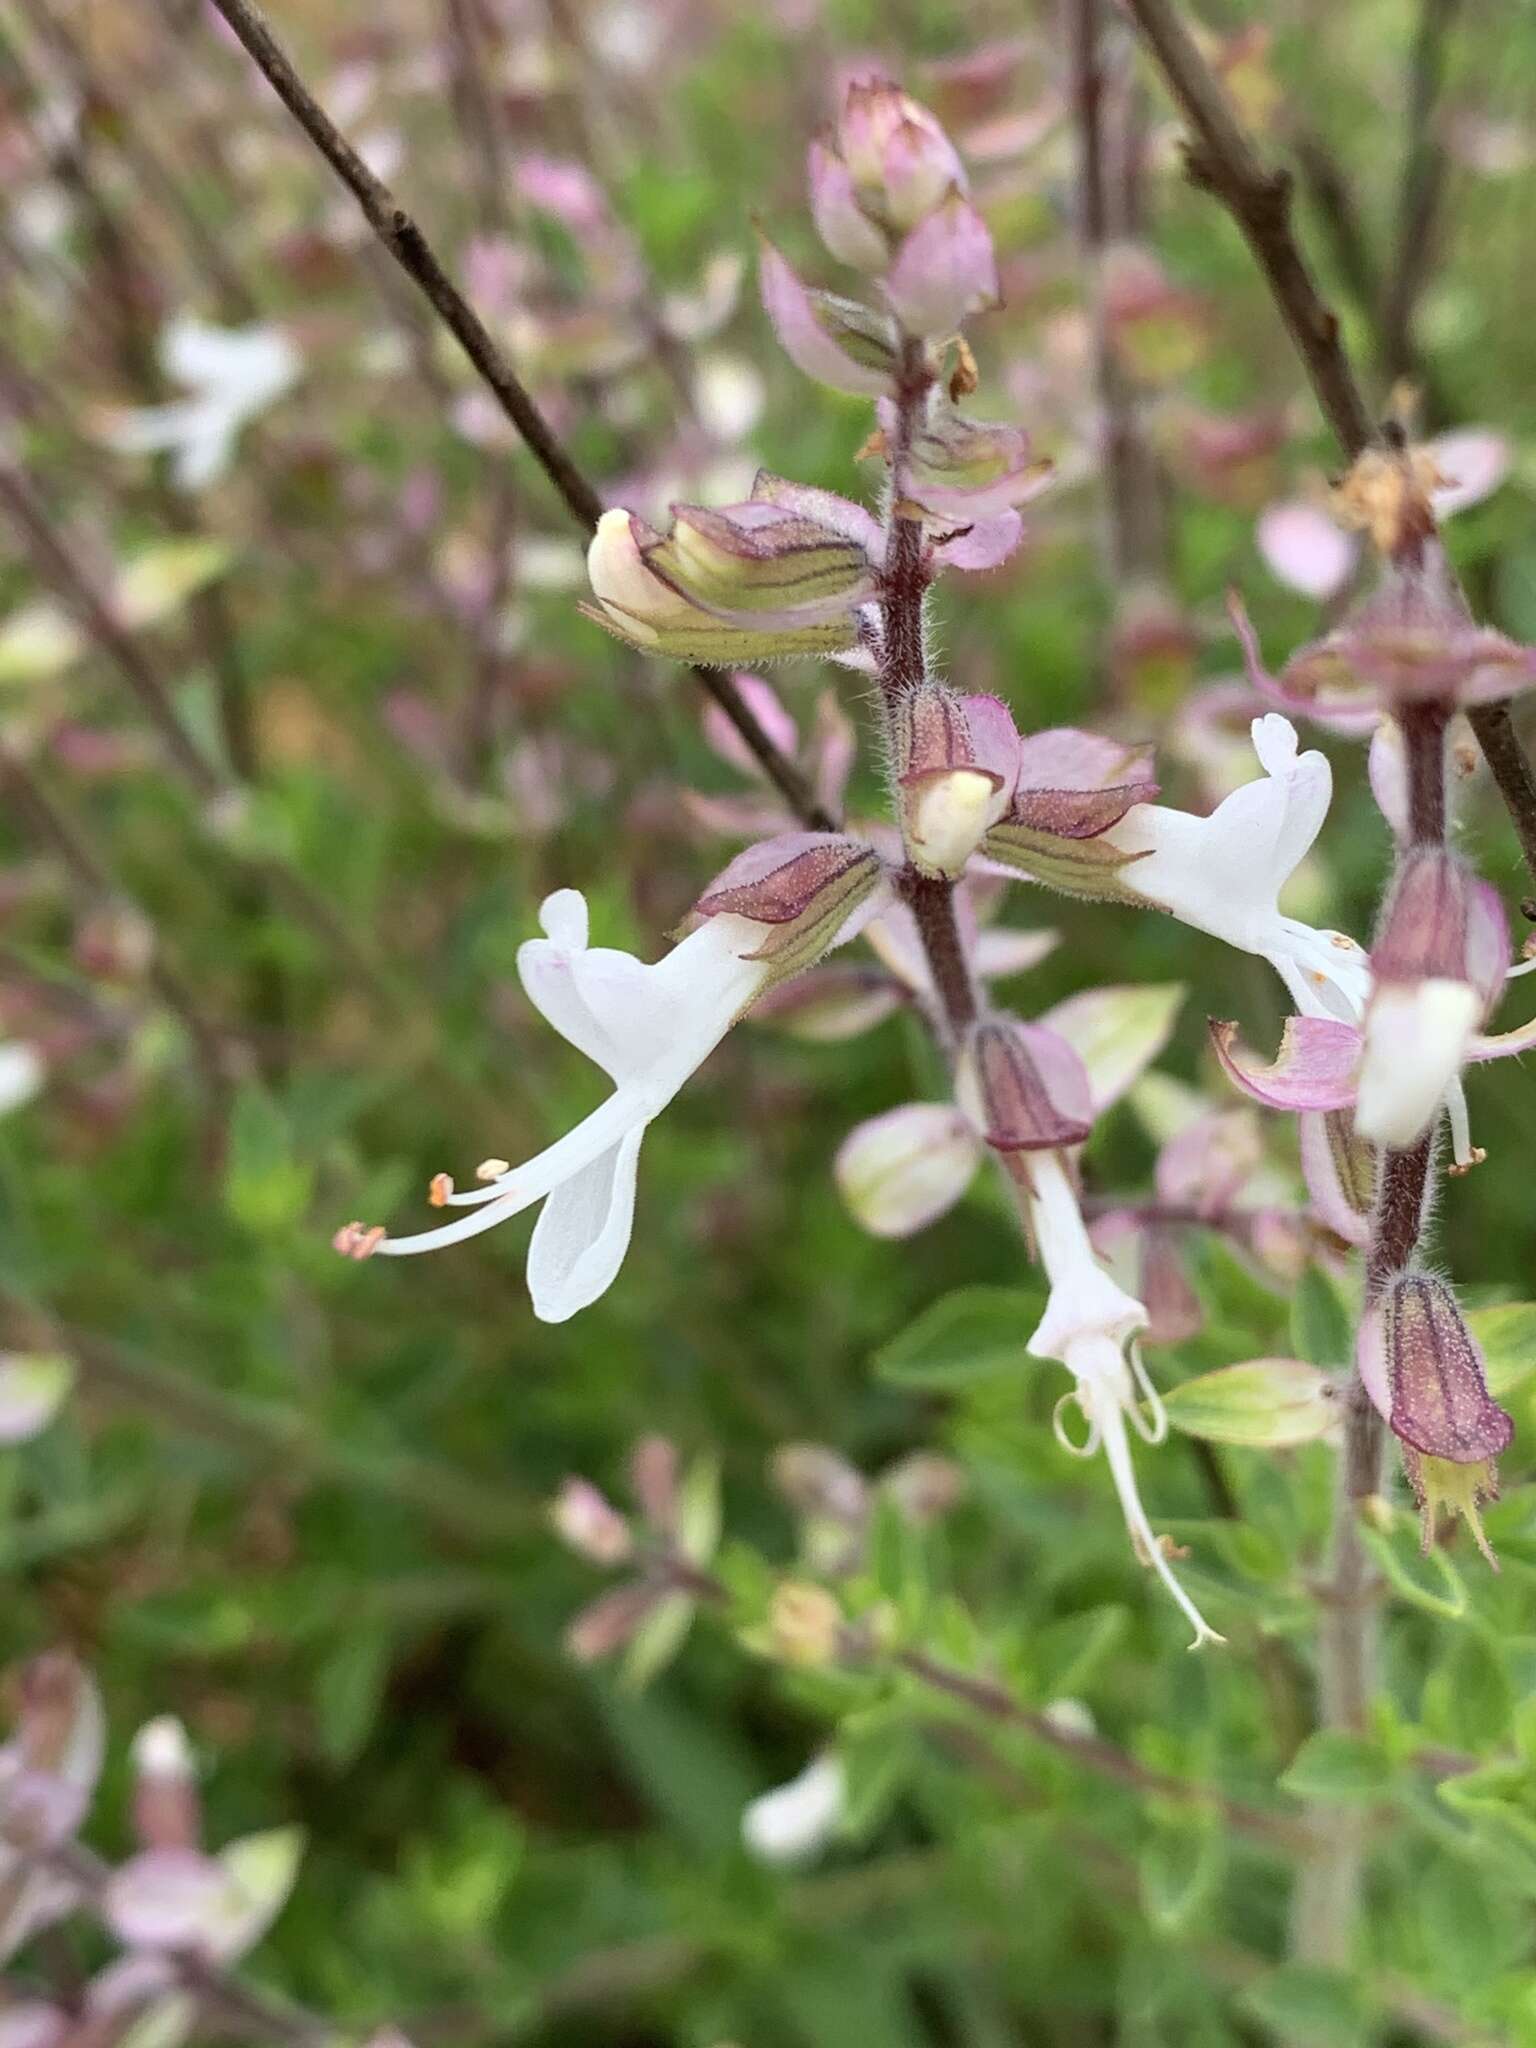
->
[
  {"left": 333, "top": 1221, "right": 386, "bottom": 1260},
  {"left": 477, "top": 1157, "right": 511, "bottom": 1180},
  {"left": 1446, "top": 1079, "right": 1486, "bottom": 1174},
  {"left": 429, "top": 1173, "right": 453, "bottom": 1207}
]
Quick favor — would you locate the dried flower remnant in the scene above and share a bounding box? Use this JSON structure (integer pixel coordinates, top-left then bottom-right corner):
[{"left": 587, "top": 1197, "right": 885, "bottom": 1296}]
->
[{"left": 1235, "top": 446, "right": 1536, "bottom": 734}]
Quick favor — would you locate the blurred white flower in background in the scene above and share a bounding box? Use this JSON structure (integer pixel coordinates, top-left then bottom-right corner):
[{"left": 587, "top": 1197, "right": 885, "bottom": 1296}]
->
[
  {"left": 741, "top": 1753, "right": 846, "bottom": 1865},
  {"left": 101, "top": 317, "right": 299, "bottom": 490}
]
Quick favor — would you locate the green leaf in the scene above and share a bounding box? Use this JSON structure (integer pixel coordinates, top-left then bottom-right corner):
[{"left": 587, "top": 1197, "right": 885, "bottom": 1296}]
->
[
  {"left": 1032, "top": 1604, "right": 1127, "bottom": 1697},
  {"left": 677, "top": 1452, "right": 721, "bottom": 1567},
  {"left": 1465, "top": 1302, "right": 1536, "bottom": 1397},
  {"left": 1289, "top": 1266, "right": 1355, "bottom": 1370},
  {"left": 1280, "top": 1730, "right": 1394, "bottom": 1803},
  {"left": 0, "top": 600, "right": 82, "bottom": 684},
  {"left": 1240, "top": 1965, "right": 1366, "bottom": 2046},
  {"left": 314, "top": 1628, "right": 391, "bottom": 1767},
  {"left": 1422, "top": 1629, "right": 1513, "bottom": 1752},
  {"left": 872, "top": 1286, "right": 1043, "bottom": 1389},
  {"left": 1139, "top": 1811, "right": 1227, "bottom": 1935},
  {"left": 1358, "top": 1516, "right": 1468, "bottom": 1621},
  {"left": 224, "top": 1085, "right": 314, "bottom": 1235},
  {"left": 622, "top": 1589, "right": 696, "bottom": 1691},
  {"left": 115, "top": 538, "right": 233, "bottom": 630},
  {"left": 1162, "top": 1358, "right": 1337, "bottom": 1447},
  {"left": 839, "top": 1713, "right": 914, "bottom": 1840}
]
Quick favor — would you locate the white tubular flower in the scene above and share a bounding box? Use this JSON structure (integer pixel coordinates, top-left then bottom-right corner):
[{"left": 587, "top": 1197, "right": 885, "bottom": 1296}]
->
[
  {"left": 1106, "top": 714, "right": 1371, "bottom": 1024},
  {"left": 337, "top": 836, "right": 887, "bottom": 1321},
  {"left": 102, "top": 318, "right": 299, "bottom": 490},
  {"left": 1355, "top": 980, "right": 1480, "bottom": 1147},
  {"left": 741, "top": 1753, "right": 846, "bottom": 1865},
  {"left": 1026, "top": 1153, "right": 1223, "bottom": 1648},
  {"left": 341, "top": 892, "right": 771, "bottom": 1321}
]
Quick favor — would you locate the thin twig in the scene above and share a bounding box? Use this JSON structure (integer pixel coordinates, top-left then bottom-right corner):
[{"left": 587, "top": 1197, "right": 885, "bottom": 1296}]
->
[
  {"left": 17, "top": 0, "right": 258, "bottom": 322},
  {"left": 1381, "top": 0, "right": 1465, "bottom": 391},
  {"left": 199, "top": 0, "right": 834, "bottom": 833},
  {"left": 0, "top": 740, "right": 230, "bottom": 1098},
  {"left": 896, "top": 1647, "right": 1308, "bottom": 1848},
  {"left": 1121, "top": 0, "right": 1374, "bottom": 459},
  {"left": 1125, "top": 0, "right": 1536, "bottom": 893},
  {"left": 1067, "top": 0, "right": 1168, "bottom": 583}
]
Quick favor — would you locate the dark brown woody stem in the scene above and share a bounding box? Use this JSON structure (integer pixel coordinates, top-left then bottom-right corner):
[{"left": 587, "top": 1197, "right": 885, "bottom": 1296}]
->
[{"left": 201, "top": 0, "right": 831, "bottom": 833}]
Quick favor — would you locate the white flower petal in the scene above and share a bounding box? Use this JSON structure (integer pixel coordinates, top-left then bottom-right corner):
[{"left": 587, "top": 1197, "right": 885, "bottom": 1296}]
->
[
  {"left": 0, "top": 1045, "right": 43, "bottom": 1117},
  {"left": 1426, "top": 428, "right": 1510, "bottom": 518},
  {"left": 742, "top": 1754, "right": 845, "bottom": 1865},
  {"left": 1355, "top": 978, "right": 1479, "bottom": 1147},
  {"left": 526, "top": 1126, "right": 646, "bottom": 1323},
  {"left": 538, "top": 888, "right": 589, "bottom": 951},
  {"left": 1109, "top": 716, "right": 1331, "bottom": 957},
  {"left": 1256, "top": 500, "right": 1357, "bottom": 600}
]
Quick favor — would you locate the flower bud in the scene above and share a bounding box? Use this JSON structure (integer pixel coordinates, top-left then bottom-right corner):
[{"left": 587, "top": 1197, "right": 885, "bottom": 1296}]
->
[
  {"left": 837, "top": 77, "right": 965, "bottom": 234},
  {"left": 880, "top": 1451, "right": 966, "bottom": 1524},
  {"left": 651, "top": 501, "right": 875, "bottom": 625},
  {"left": 0, "top": 1353, "right": 74, "bottom": 1445},
  {"left": 765, "top": 1581, "right": 844, "bottom": 1668},
  {"left": 1372, "top": 847, "right": 1508, "bottom": 1014},
  {"left": 102, "top": 1849, "right": 233, "bottom": 1955},
  {"left": 895, "top": 685, "right": 1017, "bottom": 877},
  {"left": 564, "top": 1582, "right": 662, "bottom": 1664},
  {"left": 550, "top": 1477, "right": 633, "bottom": 1566},
  {"left": 629, "top": 1435, "right": 680, "bottom": 1533},
  {"left": 885, "top": 191, "right": 999, "bottom": 338},
  {"left": 808, "top": 139, "right": 888, "bottom": 271},
  {"left": 833, "top": 1101, "right": 982, "bottom": 1237},
  {"left": 887, "top": 397, "right": 1053, "bottom": 522},
  {"left": 1358, "top": 1273, "right": 1513, "bottom": 1561},
  {"left": 1234, "top": 525, "right": 1536, "bottom": 727},
  {"left": 582, "top": 503, "right": 867, "bottom": 663},
  {"left": 130, "top": 1716, "right": 200, "bottom": 1853},
  {"left": 1354, "top": 981, "right": 1480, "bottom": 1147},
  {"left": 772, "top": 1444, "right": 868, "bottom": 1526},
  {"left": 907, "top": 769, "right": 999, "bottom": 877}
]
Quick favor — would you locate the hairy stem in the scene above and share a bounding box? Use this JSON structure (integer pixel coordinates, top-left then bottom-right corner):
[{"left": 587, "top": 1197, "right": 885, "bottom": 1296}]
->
[
  {"left": 874, "top": 340, "right": 983, "bottom": 1049},
  {"left": 1295, "top": 703, "right": 1449, "bottom": 1968}
]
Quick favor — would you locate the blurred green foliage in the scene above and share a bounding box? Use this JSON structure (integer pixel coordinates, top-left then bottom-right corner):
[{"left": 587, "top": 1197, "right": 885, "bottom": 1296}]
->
[{"left": 6, "top": 0, "right": 1536, "bottom": 2040}]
